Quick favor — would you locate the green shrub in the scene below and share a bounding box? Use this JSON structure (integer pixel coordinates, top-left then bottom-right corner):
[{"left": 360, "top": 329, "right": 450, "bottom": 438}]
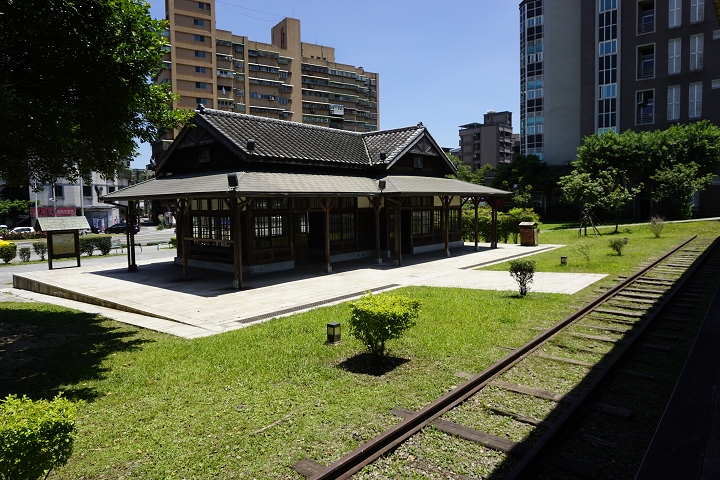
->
[
  {"left": 348, "top": 292, "right": 421, "bottom": 359},
  {"left": 93, "top": 235, "right": 112, "bottom": 255},
  {"left": 18, "top": 247, "right": 31, "bottom": 262},
  {"left": 156, "top": 221, "right": 165, "bottom": 231},
  {"left": 648, "top": 216, "right": 665, "bottom": 238},
  {"left": 609, "top": 237, "right": 628, "bottom": 256},
  {"left": 32, "top": 242, "right": 47, "bottom": 261},
  {"left": 169, "top": 237, "right": 177, "bottom": 248},
  {"left": 0, "top": 394, "right": 77, "bottom": 480},
  {"left": 0, "top": 241, "right": 17, "bottom": 264},
  {"left": 79, "top": 237, "right": 95, "bottom": 256},
  {"left": 509, "top": 259, "right": 536, "bottom": 296}
]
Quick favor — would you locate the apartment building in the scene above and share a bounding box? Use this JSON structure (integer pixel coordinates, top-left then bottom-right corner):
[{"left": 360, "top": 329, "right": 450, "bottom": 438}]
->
[
  {"left": 519, "top": 0, "right": 720, "bottom": 166},
  {"left": 458, "top": 111, "right": 515, "bottom": 171},
  {"left": 155, "top": 1, "right": 379, "bottom": 141}
]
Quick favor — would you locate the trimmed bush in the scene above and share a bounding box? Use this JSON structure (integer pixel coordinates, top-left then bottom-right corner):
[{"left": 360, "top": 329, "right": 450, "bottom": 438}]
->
[
  {"left": 0, "top": 241, "right": 17, "bottom": 264},
  {"left": 348, "top": 292, "right": 421, "bottom": 359},
  {"left": 18, "top": 247, "right": 31, "bottom": 262},
  {"left": 169, "top": 237, "right": 177, "bottom": 248},
  {"left": 32, "top": 242, "right": 47, "bottom": 261},
  {"left": 509, "top": 259, "right": 536, "bottom": 296},
  {"left": 609, "top": 237, "right": 628, "bottom": 256},
  {"left": 648, "top": 216, "right": 665, "bottom": 238},
  {"left": 0, "top": 394, "right": 77, "bottom": 480},
  {"left": 79, "top": 237, "right": 95, "bottom": 256},
  {"left": 93, "top": 235, "right": 112, "bottom": 255}
]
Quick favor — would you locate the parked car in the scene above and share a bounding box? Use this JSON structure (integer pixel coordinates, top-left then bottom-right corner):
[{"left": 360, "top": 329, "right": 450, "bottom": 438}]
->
[
  {"left": 0, "top": 225, "right": 7, "bottom": 231},
  {"left": 10, "top": 227, "right": 33, "bottom": 234},
  {"left": 105, "top": 223, "right": 140, "bottom": 234}
]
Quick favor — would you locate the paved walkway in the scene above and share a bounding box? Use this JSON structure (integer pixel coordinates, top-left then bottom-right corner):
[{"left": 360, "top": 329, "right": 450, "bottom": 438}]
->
[{"left": 5, "top": 243, "right": 606, "bottom": 338}]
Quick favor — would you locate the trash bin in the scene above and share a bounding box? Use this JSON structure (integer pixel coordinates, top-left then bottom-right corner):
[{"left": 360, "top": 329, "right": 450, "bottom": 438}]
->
[{"left": 519, "top": 221, "right": 538, "bottom": 246}]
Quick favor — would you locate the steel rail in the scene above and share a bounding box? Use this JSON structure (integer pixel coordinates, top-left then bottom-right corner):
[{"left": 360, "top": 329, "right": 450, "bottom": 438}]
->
[
  {"left": 309, "top": 236, "right": 699, "bottom": 480},
  {"left": 505, "top": 235, "right": 719, "bottom": 479}
]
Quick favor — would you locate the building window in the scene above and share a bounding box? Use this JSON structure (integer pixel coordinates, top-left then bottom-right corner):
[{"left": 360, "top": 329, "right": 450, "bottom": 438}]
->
[
  {"left": 296, "top": 213, "right": 308, "bottom": 234},
  {"left": 195, "top": 97, "right": 207, "bottom": 105},
  {"left": 637, "top": 44, "right": 655, "bottom": 79},
  {"left": 194, "top": 51, "right": 206, "bottom": 58},
  {"left": 253, "top": 215, "right": 287, "bottom": 248},
  {"left": 199, "top": 147, "right": 210, "bottom": 163},
  {"left": 667, "top": 85, "right": 680, "bottom": 121},
  {"left": 413, "top": 156, "right": 424, "bottom": 169},
  {"left": 195, "top": 82, "right": 207, "bottom": 89},
  {"left": 107, "top": 186, "right": 116, "bottom": 193},
  {"left": 636, "top": 90, "right": 654, "bottom": 125},
  {"left": 329, "top": 213, "right": 354, "bottom": 241},
  {"left": 412, "top": 210, "right": 432, "bottom": 235},
  {"left": 193, "top": 18, "right": 205, "bottom": 26},
  {"left": 52, "top": 185, "right": 63, "bottom": 198},
  {"left": 689, "top": 82, "right": 703, "bottom": 118},
  {"left": 198, "top": 2, "right": 210, "bottom": 11},
  {"left": 669, "top": 0, "right": 682, "bottom": 27},
  {"left": 690, "top": 34, "right": 704, "bottom": 71},
  {"left": 194, "top": 35, "right": 205, "bottom": 42},
  {"left": 83, "top": 185, "right": 92, "bottom": 197},
  {"left": 668, "top": 38, "right": 681, "bottom": 74},
  {"left": 599, "top": 0, "right": 617, "bottom": 12},
  {"left": 637, "top": 0, "right": 655, "bottom": 34},
  {"left": 690, "top": 0, "right": 704, "bottom": 23},
  {"left": 712, "top": 79, "right": 720, "bottom": 89},
  {"left": 449, "top": 210, "right": 460, "bottom": 231},
  {"left": 195, "top": 66, "right": 206, "bottom": 74}
]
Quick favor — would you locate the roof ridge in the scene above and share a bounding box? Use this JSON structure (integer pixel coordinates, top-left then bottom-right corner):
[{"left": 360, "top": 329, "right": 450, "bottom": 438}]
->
[
  {"left": 197, "top": 107, "right": 364, "bottom": 136},
  {"left": 361, "top": 125, "right": 423, "bottom": 138}
]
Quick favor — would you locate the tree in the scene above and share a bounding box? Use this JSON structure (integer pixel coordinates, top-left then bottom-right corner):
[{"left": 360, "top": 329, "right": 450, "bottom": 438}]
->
[
  {"left": 650, "top": 162, "right": 714, "bottom": 219},
  {"left": 509, "top": 259, "right": 536, "bottom": 296},
  {"left": 0, "top": 199, "right": 32, "bottom": 225},
  {"left": 0, "top": 0, "right": 195, "bottom": 187},
  {"left": 558, "top": 168, "right": 640, "bottom": 234},
  {"left": 448, "top": 155, "right": 495, "bottom": 185},
  {"left": 573, "top": 123, "right": 720, "bottom": 219}
]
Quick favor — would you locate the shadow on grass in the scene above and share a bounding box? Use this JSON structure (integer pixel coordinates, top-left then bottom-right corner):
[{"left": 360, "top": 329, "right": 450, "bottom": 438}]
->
[
  {"left": 337, "top": 352, "right": 409, "bottom": 377},
  {"left": 0, "top": 302, "right": 152, "bottom": 402}
]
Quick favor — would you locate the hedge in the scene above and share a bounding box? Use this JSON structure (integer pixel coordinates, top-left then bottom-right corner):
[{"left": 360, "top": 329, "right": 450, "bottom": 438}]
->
[
  {"left": 0, "top": 241, "right": 17, "bottom": 264},
  {"left": 0, "top": 394, "right": 77, "bottom": 480}
]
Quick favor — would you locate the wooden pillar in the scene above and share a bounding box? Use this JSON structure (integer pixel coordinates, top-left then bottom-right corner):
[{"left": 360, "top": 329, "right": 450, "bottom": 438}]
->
[
  {"left": 369, "top": 196, "right": 382, "bottom": 264},
  {"left": 473, "top": 197, "right": 480, "bottom": 251},
  {"left": 441, "top": 196, "right": 453, "bottom": 258},
  {"left": 394, "top": 198, "right": 402, "bottom": 266},
  {"left": 226, "top": 197, "right": 251, "bottom": 290},
  {"left": 128, "top": 201, "right": 138, "bottom": 271},
  {"left": 179, "top": 198, "right": 189, "bottom": 279},
  {"left": 320, "top": 197, "right": 336, "bottom": 273}
]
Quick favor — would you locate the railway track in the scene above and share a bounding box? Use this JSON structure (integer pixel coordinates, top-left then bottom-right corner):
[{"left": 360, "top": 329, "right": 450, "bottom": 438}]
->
[{"left": 292, "top": 235, "right": 720, "bottom": 479}]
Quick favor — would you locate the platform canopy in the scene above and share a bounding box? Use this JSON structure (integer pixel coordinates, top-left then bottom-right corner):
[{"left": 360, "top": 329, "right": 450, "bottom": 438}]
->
[{"left": 103, "top": 171, "right": 509, "bottom": 202}]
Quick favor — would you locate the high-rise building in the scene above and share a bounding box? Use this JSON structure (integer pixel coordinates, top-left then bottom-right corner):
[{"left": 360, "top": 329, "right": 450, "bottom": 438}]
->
[
  {"left": 155, "top": 1, "right": 379, "bottom": 141},
  {"left": 458, "top": 111, "right": 515, "bottom": 170},
  {"left": 519, "top": 0, "right": 720, "bottom": 166}
]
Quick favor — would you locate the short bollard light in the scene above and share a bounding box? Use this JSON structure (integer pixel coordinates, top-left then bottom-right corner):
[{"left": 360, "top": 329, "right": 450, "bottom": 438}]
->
[
  {"left": 326, "top": 322, "right": 341, "bottom": 345},
  {"left": 560, "top": 256, "right": 567, "bottom": 266}
]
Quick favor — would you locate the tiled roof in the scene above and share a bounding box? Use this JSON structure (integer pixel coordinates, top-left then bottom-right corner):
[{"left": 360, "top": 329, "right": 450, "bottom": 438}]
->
[
  {"left": 194, "top": 108, "right": 425, "bottom": 166},
  {"left": 103, "top": 172, "right": 510, "bottom": 201},
  {"left": 36, "top": 216, "right": 90, "bottom": 232}
]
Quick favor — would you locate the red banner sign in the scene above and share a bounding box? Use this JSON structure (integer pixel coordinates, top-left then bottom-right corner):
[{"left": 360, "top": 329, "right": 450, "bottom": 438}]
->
[{"left": 31, "top": 207, "right": 76, "bottom": 217}]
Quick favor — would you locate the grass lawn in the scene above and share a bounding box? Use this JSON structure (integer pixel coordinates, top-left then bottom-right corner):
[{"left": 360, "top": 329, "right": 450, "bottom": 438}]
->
[{"left": 1, "top": 219, "right": 719, "bottom": 479}]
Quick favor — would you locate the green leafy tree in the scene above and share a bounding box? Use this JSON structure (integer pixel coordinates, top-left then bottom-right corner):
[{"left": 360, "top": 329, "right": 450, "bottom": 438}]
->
[
  {"left": 650, "top": 162, "right": 714, "bottom": 219},
  {"left": 0, "top": 199, "right": 32, "bottom": 225},
  {"left": 509, "top": 259, "right": 536, "bottom": 296},
  {"left": 573, "top": 122, "right": 720, "bottom": 219},
  {"left": 0, "top": 0, "right": 195, "bottom": 186},
  {"left": 448, "top": 155, "right": 495, "bottom": 185}
]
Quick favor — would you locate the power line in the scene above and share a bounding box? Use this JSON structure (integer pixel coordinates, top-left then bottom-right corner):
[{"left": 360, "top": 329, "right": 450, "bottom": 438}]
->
[{"left": 215, "top": 1, "right": 286, "bottom": 19}]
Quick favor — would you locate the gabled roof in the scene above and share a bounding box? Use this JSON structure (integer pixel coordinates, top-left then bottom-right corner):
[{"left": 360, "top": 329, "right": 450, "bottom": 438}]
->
[{"left": 157, "top": 108, "right": 453, "bottom": 172}]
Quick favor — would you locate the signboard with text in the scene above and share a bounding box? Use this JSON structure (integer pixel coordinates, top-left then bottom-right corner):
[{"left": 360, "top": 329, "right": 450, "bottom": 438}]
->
[{"left": 31, "top": 207, "right": 76, "bottom": 217}]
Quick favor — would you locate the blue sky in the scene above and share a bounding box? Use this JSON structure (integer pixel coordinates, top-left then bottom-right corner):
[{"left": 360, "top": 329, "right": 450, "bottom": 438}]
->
[{"left": 134, "top": 0, "right": 520, "bottom": 168}]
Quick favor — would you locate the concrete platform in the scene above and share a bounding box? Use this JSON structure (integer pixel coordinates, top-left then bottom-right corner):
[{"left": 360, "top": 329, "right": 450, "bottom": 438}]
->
[{"left": 9, "top": 243, "right": 606, "bottom": 338}]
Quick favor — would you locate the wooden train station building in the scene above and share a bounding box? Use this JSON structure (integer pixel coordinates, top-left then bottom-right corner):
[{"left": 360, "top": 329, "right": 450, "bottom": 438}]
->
[{"left": 103, "top": 107, "right": 510, "bottom": 288}]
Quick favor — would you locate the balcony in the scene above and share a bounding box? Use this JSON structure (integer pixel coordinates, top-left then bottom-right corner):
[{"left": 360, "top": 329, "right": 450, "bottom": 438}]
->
[
  {"left": 637, "top": 14, "right": 655, "bottom": 34},
  {"left": 637, "top": 66, "right": 654, "bottom": 79},
  {"left": 636, "top": 112, "right": 653, "bottom": 124}
]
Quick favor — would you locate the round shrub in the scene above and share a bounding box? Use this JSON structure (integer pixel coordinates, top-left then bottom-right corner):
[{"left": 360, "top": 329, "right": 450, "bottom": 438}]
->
[
  {"left": 18, "top": 247, "right": 31, "bottom": 262},
  {"left": 0, "top": 394, "right": 77, "bottom": 480},
  {"left": 348, "top": 292, "right": 421, "bottom": 359},
  {"left": 0, "top": 241, "right": 17, "bottom": 264},
  {"left": 79, "top": 237, "right": 95, "bottom": 256},
  {"left": 32, "top": 241, "right": 47, "bottom": 260}
]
